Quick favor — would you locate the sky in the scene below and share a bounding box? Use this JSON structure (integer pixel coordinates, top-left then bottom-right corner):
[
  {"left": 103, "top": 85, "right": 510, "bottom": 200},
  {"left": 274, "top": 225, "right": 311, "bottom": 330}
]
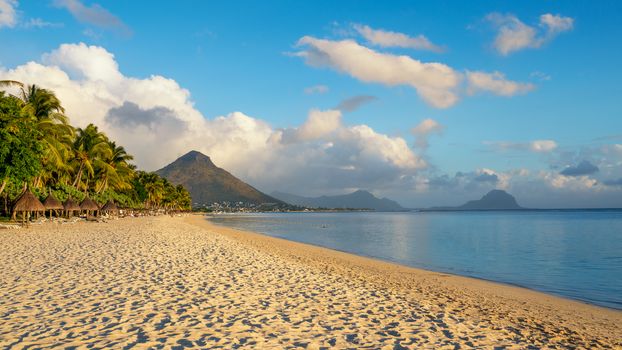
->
[{"left": 1, "top": 0, "right": 622, "bottom": 208}]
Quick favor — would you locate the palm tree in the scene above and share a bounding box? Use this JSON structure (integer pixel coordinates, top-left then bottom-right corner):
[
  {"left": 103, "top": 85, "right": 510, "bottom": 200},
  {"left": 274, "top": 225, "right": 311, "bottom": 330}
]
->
[
  {"left": 140, "top": 172, "right": 165, "bottom": 209},
  {"left": 95, "top": 141, "right": 135, "bottom": 193},
  {"left": 2, "top": 81, "right": 193, "bottom": 213},
  {"left": 1, "top": 81, "right": 74, "bottom": 189},
  {"left": 72, "top": 124, "right": 110, "bottom": 192}
]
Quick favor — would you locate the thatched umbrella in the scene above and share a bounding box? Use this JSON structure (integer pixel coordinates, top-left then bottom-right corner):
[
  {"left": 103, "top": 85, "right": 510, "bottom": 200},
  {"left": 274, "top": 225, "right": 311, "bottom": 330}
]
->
[
  {"left": 12, "top": 189, "right": 45, "bottom": 223},
  {"left": 101, "top": 200, "right": 118, "bottom": 216},
  {"left": 63, "top": 198, "right": 81, "bottom": 218},
  {"left": 43, "top": 193, "right": 63, "bottom": 218},
  {"left": 80, "top": 197, "right": 100, "bottom": 217}
]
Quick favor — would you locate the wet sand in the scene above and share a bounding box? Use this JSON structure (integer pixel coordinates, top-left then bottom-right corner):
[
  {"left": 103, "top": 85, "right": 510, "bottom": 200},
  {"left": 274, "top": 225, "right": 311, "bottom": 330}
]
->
[{"left": 0, "top": 215, "right": 620, "bottom": 348}]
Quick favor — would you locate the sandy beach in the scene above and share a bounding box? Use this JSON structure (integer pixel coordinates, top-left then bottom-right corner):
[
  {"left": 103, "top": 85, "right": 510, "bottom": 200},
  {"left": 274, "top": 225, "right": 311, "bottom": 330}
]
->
[{"left": 0, "top": 215, "right": 620, "bottom": 349}]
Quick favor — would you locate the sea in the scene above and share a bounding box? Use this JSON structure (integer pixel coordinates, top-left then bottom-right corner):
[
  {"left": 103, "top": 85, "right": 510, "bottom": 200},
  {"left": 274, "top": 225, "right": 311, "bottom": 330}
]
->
[{"left": 208, "top": 210, "right": 622, "bottom": 310}]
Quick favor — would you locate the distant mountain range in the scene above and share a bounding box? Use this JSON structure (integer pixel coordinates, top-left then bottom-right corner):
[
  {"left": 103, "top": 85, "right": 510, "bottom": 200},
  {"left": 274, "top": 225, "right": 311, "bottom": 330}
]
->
[
  {"left": 156, "top": 151, "right": 283, "bottom": 205},
  {"left": 424, "top": 189, "right": 524, "bottom": 211},
  {"left": 272, "top": 190, "right": 405, "bottom": 211},
  {"left": 156, "top": 151, "right": 519, "bottom": 212}
]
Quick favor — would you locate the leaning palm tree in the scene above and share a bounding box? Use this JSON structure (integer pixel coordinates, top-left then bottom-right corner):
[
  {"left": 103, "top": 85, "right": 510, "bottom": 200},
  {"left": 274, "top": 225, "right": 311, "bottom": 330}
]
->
[
  {"left": 94, "top": 141, "right": 134, "bottom": 194},
  {"left": 71, "top": 124, "right": 111, "bottom": 192}
]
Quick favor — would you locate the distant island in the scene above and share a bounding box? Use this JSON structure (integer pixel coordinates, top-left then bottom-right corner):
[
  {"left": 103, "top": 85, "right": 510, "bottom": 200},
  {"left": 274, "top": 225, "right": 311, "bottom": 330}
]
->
[
  {"left": 423, "top": 189, "right": 524, "bottom": 211},
  {"left": 272, "top": 190, "right": 405, "bottom": 212}
]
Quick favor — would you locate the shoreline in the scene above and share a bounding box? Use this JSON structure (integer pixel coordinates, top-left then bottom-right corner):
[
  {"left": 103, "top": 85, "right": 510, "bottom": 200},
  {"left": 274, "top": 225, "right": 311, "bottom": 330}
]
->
[
  {"left": 193, "top": 215, "right": 621, "bottom": 316},
  {"left": 1, "top": 215, "right": 620, "bottom": 348},
  {"left": 204, "top": 213, "right": 621, "bottom": 312}
]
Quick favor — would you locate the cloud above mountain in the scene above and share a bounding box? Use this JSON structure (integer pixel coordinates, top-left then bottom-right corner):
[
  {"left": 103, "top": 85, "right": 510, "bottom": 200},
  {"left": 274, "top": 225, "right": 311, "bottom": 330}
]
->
[
  {"left": 411, "top": 118, "right": 444, "bottom": 149},
  {"left": 0, "top": 42, "right": 423, "bottom": 194}
]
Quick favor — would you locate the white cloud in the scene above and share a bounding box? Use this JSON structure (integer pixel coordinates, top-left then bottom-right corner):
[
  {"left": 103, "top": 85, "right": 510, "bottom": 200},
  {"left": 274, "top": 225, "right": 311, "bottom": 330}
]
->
[
  {"left": 0, "top": 0, "right": 17, "bottom": 28},
  {"left": 280, "top": 109, "right": 342, "bottom": 143},
  {"left": 540, "top": 14, "right": 574, "bottom": 34},
  {"left": 353, "top": 24, "right": 443, "bottom": 52},
  {"left": 0, "top": 42, "right": 424, "bottom": 195},
  {"left": 530, "top": 140, "right": 558, "bottom": 152},
  {"left": 541, "top": 172, "right": 598, "bottom": 190},
  {"left": 295, "top": 36, "right": 532, "bottom": 108},
  {"left": 486, "top": 139, "right": 558, "bottom": 153},
  {"left": 43, "top": 42, "right": 123, "bottom": 82},
  {"left": 411, "top": 118, "right": 443, "bottom": 149},
  {"left": 467, "top": 71, "right": 535, "bottom": 96},
  {"left": 296, "top": 36, "right": 461, "bottom": 108},
  {"left": 304, "top": 84, "right": 328, "bottom": 94},
  {"left": 486, "top": 13, "right": 574, "bottom": 55}
]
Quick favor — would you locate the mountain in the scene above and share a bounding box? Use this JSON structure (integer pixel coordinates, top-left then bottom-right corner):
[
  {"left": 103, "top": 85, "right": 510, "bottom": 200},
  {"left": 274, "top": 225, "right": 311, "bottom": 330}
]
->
[
  {"left": 425, "top": 189, "right": 524, "bottom": 211},
  {"left": 271, "top": 190, "right": 405, "bottom": 211},
  {"left": 156, "top": 151, "right": 282, "bottom": 205},
  {"left": 459, "top": 189, "right": 523, "bottom": 210}
]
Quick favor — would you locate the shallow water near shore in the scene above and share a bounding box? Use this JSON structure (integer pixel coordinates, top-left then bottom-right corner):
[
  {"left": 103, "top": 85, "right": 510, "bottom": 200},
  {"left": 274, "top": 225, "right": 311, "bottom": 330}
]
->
[{"left": 209, "top": 210, "right": 622, "bottom": 310}]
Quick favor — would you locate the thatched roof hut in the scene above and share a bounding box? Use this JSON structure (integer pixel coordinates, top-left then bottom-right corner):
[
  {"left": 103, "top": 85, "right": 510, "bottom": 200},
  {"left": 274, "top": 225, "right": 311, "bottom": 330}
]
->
[
  {"left": 63, "top": 198, "right": 81, "bottom": 211},
  {"left": 13, "top": 189, "right": 45, "bottom": 213},
  {"left": 80, "top": 197, "right": 100, "bottom": 211},
  {"left": 43, "top": 193, "right": 63, "bottom": 210},
  {"left": 101, "top": 200, "right": 118, "bottom": 212}
]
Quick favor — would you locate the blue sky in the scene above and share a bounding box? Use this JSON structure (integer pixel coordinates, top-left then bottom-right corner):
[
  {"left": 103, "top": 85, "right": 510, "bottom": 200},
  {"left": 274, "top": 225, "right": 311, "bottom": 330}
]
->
[{"left": 2, "top": 1, "right": 622, "bottom": 207}]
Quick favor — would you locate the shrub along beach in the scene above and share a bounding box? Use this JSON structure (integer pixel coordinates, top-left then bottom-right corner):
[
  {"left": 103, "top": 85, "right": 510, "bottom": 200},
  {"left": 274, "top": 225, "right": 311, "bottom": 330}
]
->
[{"left": 0, "top": 81, "right": 191, "bottom": 223}]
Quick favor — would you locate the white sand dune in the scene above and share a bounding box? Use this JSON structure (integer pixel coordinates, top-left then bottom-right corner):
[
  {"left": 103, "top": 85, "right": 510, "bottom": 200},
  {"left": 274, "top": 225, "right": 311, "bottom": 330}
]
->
[{"left": 0, "top": 215, "right": 620, "bottom": 349}]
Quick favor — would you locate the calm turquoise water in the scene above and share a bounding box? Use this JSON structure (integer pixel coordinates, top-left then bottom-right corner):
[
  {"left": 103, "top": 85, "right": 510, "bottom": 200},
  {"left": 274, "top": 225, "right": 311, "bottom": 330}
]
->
[{"left": 208, "top": 211, "right": 622, "bottom": 310}]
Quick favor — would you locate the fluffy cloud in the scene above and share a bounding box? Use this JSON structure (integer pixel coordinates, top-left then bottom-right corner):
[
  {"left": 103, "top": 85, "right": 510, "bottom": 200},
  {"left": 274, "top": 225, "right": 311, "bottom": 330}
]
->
[
  {"left": 304, "top": 84, "right": 329, "bottom": 94},
  {"left": 0, "top": 42, "right": 424, "bottom": 195},
  {"left": 54, "top": 0, "right": 130, "bottom": 34},
  {"left": 560, "top": 160, "right": 599, "bottom": 176},
  {"left": 296, "top": 36, "right": 461, "bottom": 108},
  {"left": 0, "top": 0, "right": 17, "bottom": 28},
  {"left": 411, "top": 118, "right": 443, "bottom": 149},
  {"left": 280, "top": 109, "right": 342, "bottom": 143},
  {"left": 486, "top": 139, "right": 558, "bottom": 153},
  {"left": 486, "top": 13, "right": 574, "bottom": 55},
  {"left": 353, "top": 24, "right": 443, "bottom": 52},
  {"left": 295, "top": 36, "right": 532, "bottom": 108}
]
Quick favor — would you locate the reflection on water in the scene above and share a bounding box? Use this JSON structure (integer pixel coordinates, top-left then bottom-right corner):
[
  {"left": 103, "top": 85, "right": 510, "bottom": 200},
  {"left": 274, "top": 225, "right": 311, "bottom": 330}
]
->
[{"left": 209, "top": 211, "right": 622, "bottom": 309}]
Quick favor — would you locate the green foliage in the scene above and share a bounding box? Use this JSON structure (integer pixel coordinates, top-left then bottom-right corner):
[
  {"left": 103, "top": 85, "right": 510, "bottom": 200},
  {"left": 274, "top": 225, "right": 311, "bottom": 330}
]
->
[
  {"left": 0, "top": 92, "right": 44, "bottom": 192},
  {"left": 48, "top": 184, "right": 86, "bottom": 202},
  {"left": 0, "top": 82, "right": 192, "bottom": 216}
]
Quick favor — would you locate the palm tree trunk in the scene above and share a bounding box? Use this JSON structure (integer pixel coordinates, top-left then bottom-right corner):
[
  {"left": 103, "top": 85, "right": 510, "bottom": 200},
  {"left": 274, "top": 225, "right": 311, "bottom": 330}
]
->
[
  {"left": 72, "top": 161, "right": 85, "bottom": 188},
  {"left": 0, "top": 178, "right": 6, "bottom": 197},
  {"left": 96, "top": 176, "right": 107, "bottom": 194}
]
